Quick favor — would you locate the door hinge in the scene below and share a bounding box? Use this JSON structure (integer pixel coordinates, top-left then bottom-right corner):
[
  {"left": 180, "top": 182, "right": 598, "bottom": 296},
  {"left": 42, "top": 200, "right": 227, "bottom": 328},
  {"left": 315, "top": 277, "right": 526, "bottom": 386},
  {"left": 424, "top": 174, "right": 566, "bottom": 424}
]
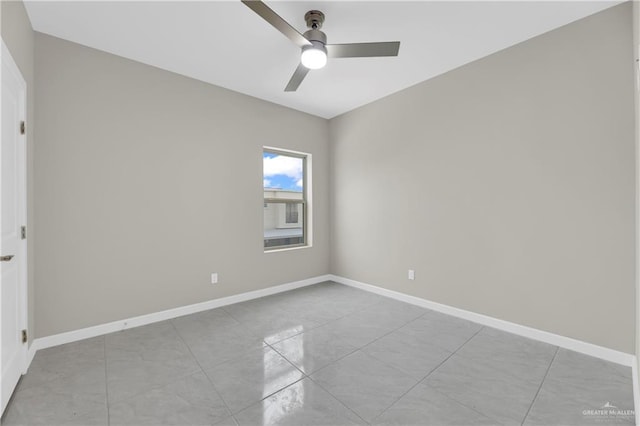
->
[
  {"left": 20, "top": 121, "right": 25, "bottom": 135},
  {"left": 21, "top": 329, "right": 27, "bottom": 344},
  {"left": 21, "top": 226, "right": 26, "bottom": 240}
]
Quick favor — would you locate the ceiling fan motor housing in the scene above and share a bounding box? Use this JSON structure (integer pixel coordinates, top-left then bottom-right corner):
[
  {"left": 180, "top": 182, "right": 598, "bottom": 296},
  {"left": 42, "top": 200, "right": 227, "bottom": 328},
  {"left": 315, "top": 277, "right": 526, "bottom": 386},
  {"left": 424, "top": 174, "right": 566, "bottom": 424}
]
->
[
  {"left": 304, "top": 10, "right": 325, "bottom": 29},
  {"left": 303, "top": 29, "right": 326, "bottom": 44}
]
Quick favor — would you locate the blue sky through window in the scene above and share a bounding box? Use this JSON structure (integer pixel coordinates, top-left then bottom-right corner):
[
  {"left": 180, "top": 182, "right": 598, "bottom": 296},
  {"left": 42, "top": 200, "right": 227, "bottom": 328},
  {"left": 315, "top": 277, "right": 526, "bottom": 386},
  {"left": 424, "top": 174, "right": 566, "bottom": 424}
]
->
[{"left": 263, "top": 152, "right": 303, "bottom": 192}]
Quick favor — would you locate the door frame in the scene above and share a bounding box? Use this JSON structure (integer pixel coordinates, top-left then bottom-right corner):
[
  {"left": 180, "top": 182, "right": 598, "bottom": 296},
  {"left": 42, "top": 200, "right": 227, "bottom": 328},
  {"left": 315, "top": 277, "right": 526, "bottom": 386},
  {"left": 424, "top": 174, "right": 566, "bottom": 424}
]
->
[{"left": 1, "top": 39, "right": 29, "bottom": 379}]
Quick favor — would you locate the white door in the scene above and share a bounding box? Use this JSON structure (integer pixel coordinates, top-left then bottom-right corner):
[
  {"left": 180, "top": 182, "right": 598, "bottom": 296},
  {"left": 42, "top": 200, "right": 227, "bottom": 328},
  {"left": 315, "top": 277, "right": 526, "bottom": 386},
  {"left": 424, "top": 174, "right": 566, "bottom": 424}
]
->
[{"left": 1, "top": 41, "right": 28, "bottom": 417}]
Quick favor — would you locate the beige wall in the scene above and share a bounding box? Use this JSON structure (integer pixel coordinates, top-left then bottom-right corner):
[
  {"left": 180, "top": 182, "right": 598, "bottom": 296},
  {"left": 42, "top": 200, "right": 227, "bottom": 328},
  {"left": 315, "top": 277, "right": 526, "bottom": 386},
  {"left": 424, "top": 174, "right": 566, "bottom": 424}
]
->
[
  {"left": 13, "top": 2, "right": 639, "bottom": 356},
  {"left": 330, "top": 4, "right": 635, "bottom": 353},
  {"left": 34, "top": 34, "right": 330, "bottom": 338},
  {"left": 2, "top": 0, "right": 36, "bottom": 344}
]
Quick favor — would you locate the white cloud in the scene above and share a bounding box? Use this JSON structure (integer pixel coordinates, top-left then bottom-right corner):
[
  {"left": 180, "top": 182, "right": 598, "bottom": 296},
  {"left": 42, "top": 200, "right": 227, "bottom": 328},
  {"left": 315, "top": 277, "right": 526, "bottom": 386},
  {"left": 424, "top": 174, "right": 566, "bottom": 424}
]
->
[
  {"left": 296, "top": 178, "right": 303, "bottom": 188},
  {"left": 264, "top": 155, "right": 302, "bottom": 180},
  {"left": 263, "top": 179, "right": 271, "bottom": 188}
]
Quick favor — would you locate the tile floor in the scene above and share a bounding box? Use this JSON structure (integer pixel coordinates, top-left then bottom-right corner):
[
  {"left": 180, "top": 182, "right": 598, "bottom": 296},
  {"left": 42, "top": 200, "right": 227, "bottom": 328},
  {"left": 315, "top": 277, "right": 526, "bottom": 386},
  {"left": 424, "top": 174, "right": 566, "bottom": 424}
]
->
[{"left": 1, "top": 281, "right": 635, "bottom": 425}]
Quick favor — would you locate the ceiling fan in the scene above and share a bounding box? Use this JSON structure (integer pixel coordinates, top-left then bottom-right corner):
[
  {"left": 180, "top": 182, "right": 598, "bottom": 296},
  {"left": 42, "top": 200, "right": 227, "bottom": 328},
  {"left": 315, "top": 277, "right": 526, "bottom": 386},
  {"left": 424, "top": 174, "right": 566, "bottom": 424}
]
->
[{"left": 241, "top": 0, "right": 401, "bottom": 92}]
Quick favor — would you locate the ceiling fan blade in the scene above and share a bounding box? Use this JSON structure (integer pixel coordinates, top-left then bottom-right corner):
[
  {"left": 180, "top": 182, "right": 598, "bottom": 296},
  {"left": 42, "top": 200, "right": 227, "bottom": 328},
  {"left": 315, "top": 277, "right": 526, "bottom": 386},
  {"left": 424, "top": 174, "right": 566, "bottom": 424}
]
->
[
  {"left": 326, "top": 42, "right": 400, "bottom": 58},
  {"left": 284, "top": 63, "right": 310, "bottom": 92},
  {"left": 241, "top": 1, "right": 311, "bottom": 48}
]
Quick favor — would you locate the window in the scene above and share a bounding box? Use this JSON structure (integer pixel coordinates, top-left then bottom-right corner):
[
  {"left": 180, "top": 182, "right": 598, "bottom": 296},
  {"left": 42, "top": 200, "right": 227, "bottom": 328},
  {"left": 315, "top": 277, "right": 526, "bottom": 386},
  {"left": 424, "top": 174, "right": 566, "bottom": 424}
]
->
[{"left": 263, "top": 148, "right": 310, "bottom": 250}]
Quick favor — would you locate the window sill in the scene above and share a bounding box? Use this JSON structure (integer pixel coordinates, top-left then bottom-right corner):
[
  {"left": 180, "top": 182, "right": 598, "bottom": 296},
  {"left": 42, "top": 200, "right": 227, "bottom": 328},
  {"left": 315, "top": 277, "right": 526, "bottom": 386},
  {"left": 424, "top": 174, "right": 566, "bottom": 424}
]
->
[{"left": 264, "top": 244, "right": 312, "bottom": 254}]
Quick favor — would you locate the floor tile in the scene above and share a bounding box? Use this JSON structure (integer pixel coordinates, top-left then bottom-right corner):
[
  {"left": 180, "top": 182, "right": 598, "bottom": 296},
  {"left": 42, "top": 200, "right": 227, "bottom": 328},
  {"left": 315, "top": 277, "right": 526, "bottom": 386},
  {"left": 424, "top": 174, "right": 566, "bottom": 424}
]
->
[
  {"left": 543, "top": 349, "right": 634, "bottom": 396},
  {"left": 523, "top": 349, "right": 635, "bottom": 425},
  {"left": 224, "top": 298, "right": 323, "bottom": 345},
  {"left": 455, "top": 327, "right": 557, "bottom": 384},
  {"left": 301, "top": 282, "right": 384, "bottom": 306},
  {"left": 105, "top": 321, "right": 200, "bottom": 403},
  {"left": 2, "top": 365, "right": 107, "bottom": 426},
  {"left": 277, "top": 298, "right": 352, "bottom": 326},
  {"left": 278, "top": 283, "right": 384, "bottom": 322},
  {"left": 234, "top": 378, "right": 364, "bottom": 426},
  {"left": 314, "top": 308, "right": 400, "bottom": 349},
  {"left": 174, "top": 317, "right": 266, "bottom": 370},
  {"left": 398, "top": 310, "right": 482, "bottom": 352},
  {"left": 372, "top": 382, "right": 497, "bottom": 426},
  {"left": 215, "top": 416, "right": 240, "bottom": 425},
  {"left": 204, "top": 346, "right": 304, "bottom": 413},
  {"left": 109, "top": 371, "right": 231, "bottom": 426},
  {"left": 362, "top": 329, "right": 452, "bottom": 380},
  {"left": 172, "top": 308, "right": 241, "bottom": 335},
  {"left": 424, "top": 352, "right": 541, "bottom": 425},
  {"left": 358, "top": 298, "right": 428, "bottom": 328},
  {"left": 272, "top": 285, "right": 335, "bottom": 307},
  {"left": 309, "top": 350, "right": 418, "bottom": 422},
  {"left": 523, "top": 386, "right": 635, "bottom": 425},
  {"left": 18, "top": 336, "right": 105, "bottom": 391},
  {"left": 318, "top": 297, "right": 427, "bottom": 349},
  {"left": 222, "top": 297, "right": 289, "bottom": 324},
  {"left": 2, "top": 408, "right": 107, "bottom": 426},
  {"left": 271, "top": 326, "right": 358, "bottom": 374},
  {"left": 243, "top": 314, "right": 323, "bottom": 345},
  {"left": 2, "top": 282, "right": 635, "bottom": 426}
]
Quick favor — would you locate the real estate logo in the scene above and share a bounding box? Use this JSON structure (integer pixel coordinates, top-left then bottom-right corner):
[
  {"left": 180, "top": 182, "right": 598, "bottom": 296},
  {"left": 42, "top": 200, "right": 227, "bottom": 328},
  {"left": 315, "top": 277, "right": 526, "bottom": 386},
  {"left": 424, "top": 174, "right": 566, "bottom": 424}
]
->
[{"left": 582, "top": 401, "right": 634, "bottom": 421}]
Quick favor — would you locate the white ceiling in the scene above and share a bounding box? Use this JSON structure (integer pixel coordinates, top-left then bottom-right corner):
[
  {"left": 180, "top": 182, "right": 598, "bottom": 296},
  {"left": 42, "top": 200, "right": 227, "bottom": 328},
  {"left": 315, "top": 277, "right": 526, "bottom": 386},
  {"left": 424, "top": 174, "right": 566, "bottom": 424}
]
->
[{"left": 24, "top": 1, "right": 620, "bottom": 119}]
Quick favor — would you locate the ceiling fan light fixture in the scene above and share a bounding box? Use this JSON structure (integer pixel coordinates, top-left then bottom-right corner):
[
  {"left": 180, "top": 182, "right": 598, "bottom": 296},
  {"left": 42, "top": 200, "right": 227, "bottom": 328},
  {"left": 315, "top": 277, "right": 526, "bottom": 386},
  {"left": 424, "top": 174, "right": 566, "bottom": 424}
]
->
[
  {"left": 301, "top": 42, "right": 327, "bottom": 70},
  {"left": 241, "top": 1, "right": 400, "bottom": 91}
]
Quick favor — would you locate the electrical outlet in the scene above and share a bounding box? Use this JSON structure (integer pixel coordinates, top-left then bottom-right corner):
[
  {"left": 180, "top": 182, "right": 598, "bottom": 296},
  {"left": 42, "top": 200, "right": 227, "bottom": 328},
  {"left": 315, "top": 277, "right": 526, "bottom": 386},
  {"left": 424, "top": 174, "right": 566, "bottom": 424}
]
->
[
  {"left": 408, "top": 269, "right": 415, "bottom": 280},
  {"left": 211, "top": 273, "right": 218, "bottom": 284}
]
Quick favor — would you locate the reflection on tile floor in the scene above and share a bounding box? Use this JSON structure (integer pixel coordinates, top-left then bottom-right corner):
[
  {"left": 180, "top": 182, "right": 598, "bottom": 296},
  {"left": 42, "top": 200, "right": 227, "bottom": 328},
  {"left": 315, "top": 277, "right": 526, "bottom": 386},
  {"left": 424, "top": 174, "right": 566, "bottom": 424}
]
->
[{"left": 2, "top": 281, "right": 635, "bottom": 425}]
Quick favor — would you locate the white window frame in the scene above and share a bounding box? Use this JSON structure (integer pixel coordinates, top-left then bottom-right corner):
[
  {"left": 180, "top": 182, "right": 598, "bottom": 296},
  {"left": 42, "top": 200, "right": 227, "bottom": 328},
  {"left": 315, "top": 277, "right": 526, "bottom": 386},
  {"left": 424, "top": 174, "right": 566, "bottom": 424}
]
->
[{"left": 263, "top": 146, "right": 312, "bottom": 252}]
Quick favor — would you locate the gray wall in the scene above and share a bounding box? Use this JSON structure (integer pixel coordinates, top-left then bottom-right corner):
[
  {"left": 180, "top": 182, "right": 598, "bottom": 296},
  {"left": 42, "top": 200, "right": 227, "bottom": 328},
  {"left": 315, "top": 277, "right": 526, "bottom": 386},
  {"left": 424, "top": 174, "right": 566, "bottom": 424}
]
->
[
  {"left": 2, "top": 0, "right": 36, "bottom": 344},
  {"left": 34, "top": 34, "right": 330, "bottom": 338},
  {"left": 330, "top": 4, "right": 635, "bottom": 353}
]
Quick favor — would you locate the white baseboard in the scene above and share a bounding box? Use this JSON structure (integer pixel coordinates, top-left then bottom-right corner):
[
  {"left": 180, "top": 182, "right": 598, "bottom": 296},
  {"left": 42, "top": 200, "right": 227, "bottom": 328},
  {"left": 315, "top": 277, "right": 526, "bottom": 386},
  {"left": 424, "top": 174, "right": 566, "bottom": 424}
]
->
[
  {"left": 632, "top": 359, "right": 639, "bottom": 425},
  {"left": 25, "top": 343, "right": 36, "bottom": 372},
  {"left": 28, "top": 273, "right": 636, "bottom": 369},
  {"left": 633, "top": 358, "right": 639, "bottom": 425},
  {"left": 31, "top": 274, "right": 332, "bottom": 353},
  {"left": 329, "top": 274, "right": 636, "bottom": 367}
]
